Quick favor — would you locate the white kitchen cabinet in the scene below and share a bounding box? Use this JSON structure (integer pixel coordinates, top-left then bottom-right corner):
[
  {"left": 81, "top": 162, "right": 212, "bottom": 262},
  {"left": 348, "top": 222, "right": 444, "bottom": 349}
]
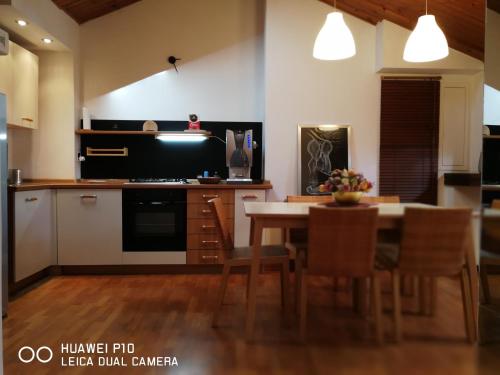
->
[
  {"left": 439, "top": 82, "right": 469, "bottom": 171},
  {"left": 14, "top": 190, "right": 56, "bottom": 282},
  {"left": 10, "top": 42, "right": 38, "bottom": 129},
  {"left": 234, "top": 189, "right": 266, "bottom": 247},
  {"left": 0, "top": 42, "right": 38, "bottom": 129},
  {"left": 0, "top": 51, "right": 13, "bottom": 125},
  {"left": 57, "top": 189, "right": 122, "bottom": 265}
]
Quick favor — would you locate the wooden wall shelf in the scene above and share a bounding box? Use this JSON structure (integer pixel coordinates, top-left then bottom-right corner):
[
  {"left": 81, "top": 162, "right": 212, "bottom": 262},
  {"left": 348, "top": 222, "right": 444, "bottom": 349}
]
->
[
  {"left": 76, "top": 130, "right": 159, "bottom": 135},
  {"left": 443, "top": 173, "right": 481, "bottom": 186},
  {"left": 76, "top": 129, "right": 212, "bottom": 136},
  {"left": 483, "top": 135, "right": 500, "bottom": 139}
]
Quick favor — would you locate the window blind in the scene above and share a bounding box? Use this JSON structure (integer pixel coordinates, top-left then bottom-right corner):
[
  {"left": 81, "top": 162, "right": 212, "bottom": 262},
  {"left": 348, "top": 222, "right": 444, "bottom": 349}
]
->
[{"left": 379, "top": 79, "right": 440, "bottom": 204}]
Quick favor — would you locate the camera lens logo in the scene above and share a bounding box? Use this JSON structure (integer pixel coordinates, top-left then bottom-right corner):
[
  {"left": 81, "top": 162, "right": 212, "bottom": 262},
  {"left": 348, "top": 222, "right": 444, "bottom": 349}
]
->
[{"left": 18, "top": 346, "right": 53, "bottom": 364}]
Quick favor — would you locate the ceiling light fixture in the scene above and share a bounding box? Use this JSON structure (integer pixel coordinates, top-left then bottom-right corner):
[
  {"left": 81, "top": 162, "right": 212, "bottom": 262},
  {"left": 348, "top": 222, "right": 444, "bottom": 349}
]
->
[
  {"left": 41, "top": 38, "right": 53, "bottom": 44},
  {"left": 403, "top": 0, "right": 449, "bottom": 62},
  {"left": 313, "top": 0, "right": 356, "bottom": 60},
  {"left": 15, "top": 19, "right": 27, "bottom": 27}
]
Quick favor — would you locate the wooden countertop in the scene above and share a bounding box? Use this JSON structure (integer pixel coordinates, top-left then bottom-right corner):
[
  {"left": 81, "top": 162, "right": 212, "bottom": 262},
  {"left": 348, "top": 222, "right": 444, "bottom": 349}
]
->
[{"left": 9, "top": 179, "right": 273, "bottom": 192}]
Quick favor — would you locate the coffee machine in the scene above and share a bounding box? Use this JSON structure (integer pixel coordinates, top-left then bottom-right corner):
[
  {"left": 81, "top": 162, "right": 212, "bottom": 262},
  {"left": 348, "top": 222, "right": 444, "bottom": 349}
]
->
[{"left": 226, "top": 129, "right": 253, "bottom": 184}]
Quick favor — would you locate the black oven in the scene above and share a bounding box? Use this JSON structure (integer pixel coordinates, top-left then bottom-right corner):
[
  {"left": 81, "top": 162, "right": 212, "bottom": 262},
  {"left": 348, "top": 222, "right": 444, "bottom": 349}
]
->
[{"left": 123, "top": 189, "right": 187, "bottom": 252}]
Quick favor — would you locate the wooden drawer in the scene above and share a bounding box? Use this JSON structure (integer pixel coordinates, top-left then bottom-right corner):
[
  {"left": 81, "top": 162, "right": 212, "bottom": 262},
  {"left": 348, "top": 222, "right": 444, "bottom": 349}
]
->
[
  {"left": 187, "top": 189, "right": 234, "bottom": 204},
  {"left": 187, "top": 250, "right": 227, "bottom": 264},
  {"left": 187, "top": 233, "right": 225, "bottom": 250},
  {"left": 187, "top": 218, "right": 233, "bottom": 235},
  {"left": 187, "top": 203, "right": 234, "bottom": 219}
]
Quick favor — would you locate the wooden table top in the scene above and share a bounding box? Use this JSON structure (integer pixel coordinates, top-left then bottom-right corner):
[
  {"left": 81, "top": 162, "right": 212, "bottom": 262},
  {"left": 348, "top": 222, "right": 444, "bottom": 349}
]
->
[{"left": 244, "top": 202, "right": 434, "bottom": 218}]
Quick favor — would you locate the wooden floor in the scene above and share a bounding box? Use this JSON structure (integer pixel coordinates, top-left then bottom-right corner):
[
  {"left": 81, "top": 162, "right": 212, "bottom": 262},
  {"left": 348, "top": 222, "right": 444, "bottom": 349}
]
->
[{"left": 2, "top": 273, "right": 498, "bottom": 374}]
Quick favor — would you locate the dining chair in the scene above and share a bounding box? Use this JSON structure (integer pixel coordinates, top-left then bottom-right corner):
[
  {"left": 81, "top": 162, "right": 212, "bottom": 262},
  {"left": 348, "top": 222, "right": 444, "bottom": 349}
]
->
[
  {"left": 377, "top": 207, "right": 475, "bottom": 342},
  {"left": 480, "top": 204, "right": 500, "bottom": 304},
  {"left": 285, "top": 195, "right": 400, "bottom": 312},
  {"left": 208, "top": 198, "right": 291, "bottom": 328},
  {"left": 297, "top": 206, "right": 383, "bottom": 343}
]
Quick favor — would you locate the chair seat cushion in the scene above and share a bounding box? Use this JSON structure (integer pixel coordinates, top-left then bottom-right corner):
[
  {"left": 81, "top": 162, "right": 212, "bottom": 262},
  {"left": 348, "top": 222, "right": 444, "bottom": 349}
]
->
[
  {"left": 230, "top": 245, "right": 289, "bottom": 260},
  {"left": 375, "top": 243, "right": 399, "bottom": 270}
]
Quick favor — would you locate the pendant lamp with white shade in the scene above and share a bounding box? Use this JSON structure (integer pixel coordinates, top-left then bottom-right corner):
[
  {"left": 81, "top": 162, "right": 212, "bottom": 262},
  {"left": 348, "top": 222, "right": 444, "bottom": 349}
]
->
[
  {"left": 313, "top": 1, "right": 356, "bottom": 61},
  {"left": 403, "top": 0, "right": 449, "bottom": 62}
]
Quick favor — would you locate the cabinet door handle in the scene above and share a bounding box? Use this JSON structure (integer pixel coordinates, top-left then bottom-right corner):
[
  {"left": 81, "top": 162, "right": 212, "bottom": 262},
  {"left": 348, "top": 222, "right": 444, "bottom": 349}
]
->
[
  {"left": 201, "top": 225, "right": 216, "bottom": 230},
  {"left": 242, "top": 195, "right": 258, "bottom": 200},
  {"left": 25, "top": 197, "right": 38, "bottom": 202},
  {"left": 80, "top": 194, "right": 97, "bottom": 199},
  {"left": 21, "top": 117, "right": 34, "bottom": 122},
  {"left": 201, "top": 255, "right": 219, "bottom": 260},
  {"left": 201, "top": 209, "right": 211, "bottom": 214},
  {"left": 202, "top": 240, "right": 219, "bottom": 245},
  {"left": 202, "top": 194, "right": 219, "bottom": 199}
]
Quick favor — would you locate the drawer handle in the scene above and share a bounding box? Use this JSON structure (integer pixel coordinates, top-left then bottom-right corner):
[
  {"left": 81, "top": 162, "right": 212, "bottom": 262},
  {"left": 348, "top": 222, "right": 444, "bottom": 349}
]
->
[
  {"left": 21, "top": 117, "right": 34, "bottom": 122},
  {"left": 25, "top": 197, "right": 38, "bottom": 202},
  {"left": 201, "top": 209, "right": 211, "bottom": 214},
  {"left": 201, "top": 255, "right": 219, "bottom": 260},
  {"left": 202, "top": 240, "right": 219, "bottom": 245},
  {"left": 202, "top": 194, "right": 219, "bottom": 199},
  {"left": 80, "top": 194, "right": 98, "bottom": 199},
  {"left": 201, "top": 225, "right": 216, "bottom": 230},
  {"left": 242, "top": 195, "right": 258, "bottom": 200}
]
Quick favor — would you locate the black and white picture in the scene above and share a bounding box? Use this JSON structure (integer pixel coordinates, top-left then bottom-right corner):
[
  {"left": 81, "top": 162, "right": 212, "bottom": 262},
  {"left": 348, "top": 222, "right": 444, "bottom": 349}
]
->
[{"left": 298, "top": 125, "right": 351, "bottom": 195}]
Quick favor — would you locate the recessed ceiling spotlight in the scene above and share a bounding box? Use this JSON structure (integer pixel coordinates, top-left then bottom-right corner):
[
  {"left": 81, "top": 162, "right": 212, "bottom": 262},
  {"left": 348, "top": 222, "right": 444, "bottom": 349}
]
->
[
  {"left": 41, "top": 38, "right": 53, "bottom": 44},
  {"left": 15, "top": 19, "right": 28, "bottom": 27}
]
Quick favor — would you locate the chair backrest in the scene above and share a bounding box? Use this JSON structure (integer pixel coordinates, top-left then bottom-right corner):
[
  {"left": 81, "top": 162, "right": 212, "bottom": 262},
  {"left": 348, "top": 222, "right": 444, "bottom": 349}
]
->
[
  {"left": 361, "top": 196, "right": 400, "bottom": 204},
  {"left": 307, "top": 207, "right": 379, "bottom": 277},
  {"left": 399, "top": 208, "right": 471, "bottom": 276},
  {"left": 492, "top": 199, "right": 500, "bottom": 209},
  {"left": 286, "top": 195, "right": 332, "bottom": 203},
  {"left": 208, "top": 198, "right": 234, "bottom": 251}
]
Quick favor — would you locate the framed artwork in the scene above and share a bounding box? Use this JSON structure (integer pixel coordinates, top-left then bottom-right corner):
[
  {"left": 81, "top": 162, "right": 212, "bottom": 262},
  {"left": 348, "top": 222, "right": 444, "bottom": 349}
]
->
[{"left": 297, "top": 124, "right": 351, "bottom": 195}]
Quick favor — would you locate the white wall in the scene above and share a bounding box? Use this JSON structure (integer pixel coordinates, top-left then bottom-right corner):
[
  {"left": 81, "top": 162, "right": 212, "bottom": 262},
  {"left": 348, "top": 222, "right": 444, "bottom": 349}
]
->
[
  {"left": 9, "top": 51, "right": 76, "bottom": 178},
  {"left": 265, "top": 0, "right": 484, "bottom": 204},
  {"left": 81, "top": 0, "right": 264, "bottom": 122},
  {"left": 265, "top": 0, "right": 380, "bottom": 200},
  {"left": 485, "top": 84, "right": 500, "bottom": 125}
]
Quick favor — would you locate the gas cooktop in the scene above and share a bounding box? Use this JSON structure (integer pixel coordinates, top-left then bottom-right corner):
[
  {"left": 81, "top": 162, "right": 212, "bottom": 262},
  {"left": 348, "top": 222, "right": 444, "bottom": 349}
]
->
[{"left": 128, "top": 178, "right": 190, "bottom": 184}]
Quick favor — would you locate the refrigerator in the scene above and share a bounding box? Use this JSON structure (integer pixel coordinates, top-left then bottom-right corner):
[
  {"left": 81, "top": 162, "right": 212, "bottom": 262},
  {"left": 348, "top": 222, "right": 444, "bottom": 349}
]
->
[{"left": 0, "top": 93, "right": 7, "bottom": 317}]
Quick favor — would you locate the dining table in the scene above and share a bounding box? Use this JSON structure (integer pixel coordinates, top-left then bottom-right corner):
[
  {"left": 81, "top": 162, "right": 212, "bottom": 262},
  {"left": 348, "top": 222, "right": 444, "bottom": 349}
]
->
[{"left": 243, "top": 201, "right": 479, "bottom": 341}]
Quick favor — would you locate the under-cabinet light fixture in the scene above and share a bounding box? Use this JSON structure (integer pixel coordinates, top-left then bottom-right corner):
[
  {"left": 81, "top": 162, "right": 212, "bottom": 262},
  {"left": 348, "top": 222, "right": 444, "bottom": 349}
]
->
[
  {"left": 155, "top": 130, "right": 211, "bottom": 142},
  {"left": 16, "top": 19, "right": 28, "bottom": 27}
]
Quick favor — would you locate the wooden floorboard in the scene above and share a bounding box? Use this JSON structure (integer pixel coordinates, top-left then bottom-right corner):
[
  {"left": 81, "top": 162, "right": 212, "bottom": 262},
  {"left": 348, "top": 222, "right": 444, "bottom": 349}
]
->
[{"left": 2, "top": 273, "right": 497, "bottom": 374}]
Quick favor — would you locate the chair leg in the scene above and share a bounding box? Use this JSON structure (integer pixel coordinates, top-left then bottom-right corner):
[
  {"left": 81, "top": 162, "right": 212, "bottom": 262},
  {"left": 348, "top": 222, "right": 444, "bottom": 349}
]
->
[
  {"left": 429, "top": 277, "right": 437, "bottom": 316},
  {"left": 392, "top": 270, "right": 402, "bottom": 342},
  {"left": 480, "top": 265, "right": 491, "bottom": 305},
  {"left": 295, "top": 252, "right": 303, "bottom": 315},
  {"left": 371, "top": 274, "right": 384, "bottom": 344},
  {"left": 281, "top": 259, "right": 291, "bottom": 324},
  {"left": 418, "top": 276, "right": 428, "bottom": 315},
  {"left": 212, "top": 263, "right": 231, "bottom": 327},
  {"left": 460, "top": 268, "right": 476, "bottom": 344},
  {"left": 299, "top": 269, "right": 308, "bottom": 341}
]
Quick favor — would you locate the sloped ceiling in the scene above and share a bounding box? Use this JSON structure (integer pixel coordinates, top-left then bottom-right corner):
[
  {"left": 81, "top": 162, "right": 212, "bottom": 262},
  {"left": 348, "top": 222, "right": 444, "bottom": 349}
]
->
[
  {"left": 320, "top": 0, "right": 485, "bottom": 60},
  {"left": 52, "top": 0, "right": 141, "bottom": 24}
]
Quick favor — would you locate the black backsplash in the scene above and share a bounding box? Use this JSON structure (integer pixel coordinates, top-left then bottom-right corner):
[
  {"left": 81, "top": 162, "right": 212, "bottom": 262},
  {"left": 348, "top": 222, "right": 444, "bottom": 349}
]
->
[
  {"left": 483, "top": 125, "right": 500, "bottom": 184},
  {"left": 80, "top": 120, "right": 263, "bottom": 180}
]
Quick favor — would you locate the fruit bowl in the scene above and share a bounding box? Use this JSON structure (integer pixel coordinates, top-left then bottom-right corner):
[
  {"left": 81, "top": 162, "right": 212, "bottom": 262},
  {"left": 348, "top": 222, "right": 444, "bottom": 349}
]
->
[{"left": 333, "top": 191, "right": 363, "bottom": 205}]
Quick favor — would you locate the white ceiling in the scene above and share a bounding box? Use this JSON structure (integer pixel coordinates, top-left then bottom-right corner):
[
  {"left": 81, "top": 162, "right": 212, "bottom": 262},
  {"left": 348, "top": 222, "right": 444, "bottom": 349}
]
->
[{"left": 0, "top": 5, "right": 68, "bottom": 52}]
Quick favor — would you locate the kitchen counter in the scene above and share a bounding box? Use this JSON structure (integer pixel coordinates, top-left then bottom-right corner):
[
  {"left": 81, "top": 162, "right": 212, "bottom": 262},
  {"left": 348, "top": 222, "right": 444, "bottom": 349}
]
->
[{"left": 9, "top": 179, "right": 273, "bottom": 191}]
